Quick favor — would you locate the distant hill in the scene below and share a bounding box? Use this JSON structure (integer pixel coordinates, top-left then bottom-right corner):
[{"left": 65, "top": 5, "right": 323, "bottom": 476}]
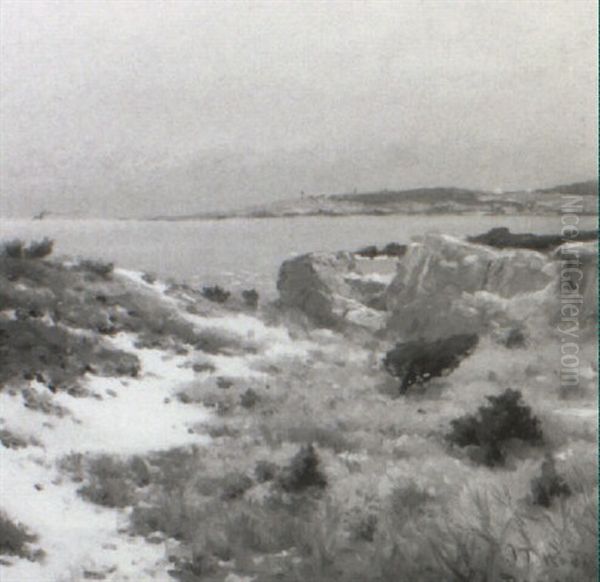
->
[
  {"left": 150, "top": 179, "right": 597, "bottom": 221},
  {"left": 535, "top": 180, "right": 598, "bottom": 197},
  {"left": 330, "top": 187, "right": 483, "bottom": 205}
]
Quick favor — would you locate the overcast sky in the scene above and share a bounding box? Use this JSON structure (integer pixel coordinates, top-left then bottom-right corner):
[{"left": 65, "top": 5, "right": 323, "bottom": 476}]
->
[{"left": 0, "top": 0, "right": 597, "bottom": 218}]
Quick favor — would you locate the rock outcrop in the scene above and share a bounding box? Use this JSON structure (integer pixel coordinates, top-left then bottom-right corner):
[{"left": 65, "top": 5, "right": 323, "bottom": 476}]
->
[
  {"left": 385, "top": 234, "right": 597, "bottom": 341},
  {"left": 276, "top": 252, "right": 388, "bottom": 330},
  {"left": 276, "top": 233, "right": 597, "bottom": 341},
  {"left": 467, "top": 227, "right": 597, "bottom": 251}
]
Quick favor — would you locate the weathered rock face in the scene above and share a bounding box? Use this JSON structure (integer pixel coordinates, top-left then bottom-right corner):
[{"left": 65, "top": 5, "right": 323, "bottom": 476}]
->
[
  {"left": 277, "top": 234, "right": 597, "bottom": 339},
  {"left": 384, "top": 234, "right": 597, "bottom": 341},
  {"left": 276, "top": 252, "right": 388, "bottom": 330}
]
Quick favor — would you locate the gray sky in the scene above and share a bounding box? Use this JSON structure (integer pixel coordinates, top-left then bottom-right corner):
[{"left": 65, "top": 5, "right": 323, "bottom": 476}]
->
[{"left": 1, "top": 0, "right": 597, "bottom": 218}]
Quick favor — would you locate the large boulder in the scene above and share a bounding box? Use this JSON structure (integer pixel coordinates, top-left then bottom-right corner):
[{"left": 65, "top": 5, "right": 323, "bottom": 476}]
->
[
  {"left": 276, "top": 252, "right": 388, "bottom": 330},
  {"left": 384, "top": 234, "right": 594, "bottom": 341}
]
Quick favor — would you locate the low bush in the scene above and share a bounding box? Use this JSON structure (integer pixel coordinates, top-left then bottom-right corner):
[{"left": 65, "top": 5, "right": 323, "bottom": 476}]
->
[
  {"left": 220, "top": 472, "right": 254, "bottom": 500},
  {"left": 277, "top": 444, "right": 327, "bottom": 493},
  {"left": 23, "top": 238, "right": 54, "bottom": 259},
  {"left": 141, "top": 272, "right": 156, "bottom": 285},
  {"left": 78, "top": 455, "right": 137, "bottom": 508},
  {"left": 279, "top": 423, "right": 356, "bottom": 453},
  {"left": 79, "top": 259, "right": 114, "bottom": 279},
  {"left": 201, "top": 285, "right": 230, "bottom": 303},
  {"left": 0, "top": 237, "right": 53, "bottom": 260},
  {"left": 0, "top": 513, "right": 37, "bottom": 558},
  {"left": 240, "top": 388, "right": 260, "bottom": 408},
  {"left": 446, "top": 389, "right": 543, "bottom": 466},
  {"left": 389, "top": 481, "right": 434, "bottom": 522},
  {"left": 356, "top": 245, "right": 379, "bottom": 258},
  {"left": 530, "top": 454, "right": 571, "bottom": 507},
  {"left": 384, "top": 333, "right": 479, "bottom": 394},
  {"left": 1, "top": 239, "right": 24, "bottom": 259},
  {"left": 0, "top": 429, "right": 29, "bottom": 450},
  {"left": 254, "top": 460, "right": 278, "bottom": 483},
  {"left": 242, "top": 288, "right": 259, "bottom": 308},
  {"left": 347, "top": 510, "right": 378, "bottom": 542}
]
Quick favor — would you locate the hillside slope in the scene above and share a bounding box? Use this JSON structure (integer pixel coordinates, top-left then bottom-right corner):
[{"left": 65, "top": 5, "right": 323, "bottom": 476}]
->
[{"left": 0, "top": 232, "right": 597, "bottom": 581}]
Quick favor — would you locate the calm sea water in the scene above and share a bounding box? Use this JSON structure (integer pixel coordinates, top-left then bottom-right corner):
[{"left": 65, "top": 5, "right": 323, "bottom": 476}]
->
[{"left": 1, "top": 214, "right": 593, "bottom": 295}]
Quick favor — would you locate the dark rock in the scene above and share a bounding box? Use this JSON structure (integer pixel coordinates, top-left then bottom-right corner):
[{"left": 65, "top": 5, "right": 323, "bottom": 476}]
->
[
  {"left": 467, "top": 227, "right": 597, "bottom": 251},
  {"left": 382, "top": 242, "right": 407, "bottom": 257},
  {"left": 355, "top": 243, "right": 407, "bottom": 258}
]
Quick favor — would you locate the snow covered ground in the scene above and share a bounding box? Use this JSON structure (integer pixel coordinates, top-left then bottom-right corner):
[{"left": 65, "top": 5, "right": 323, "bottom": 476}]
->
[{"left": 0, "top": 271, "right": 317, "bottom": 581}]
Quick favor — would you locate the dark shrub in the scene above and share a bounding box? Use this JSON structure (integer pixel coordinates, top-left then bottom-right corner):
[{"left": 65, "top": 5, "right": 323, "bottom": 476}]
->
[
  {"left": 220, "top": 472, "right": 254, "bottom": 500},
  {"left": 446, "top": 389, "right": 543, "bottom": 466},
  {"left": 193, "top": 361, "right": 216, "bottom": 374},
  {"left": 384, "top": 333, "right": 479, "bottom": 394},
  {"left": 201, "top": 285, "right": 230, "bottom": 303},
  {"left": 530, "top": 453, "right": 571, "bottom": 507},
  {"left": 0, "top": 429, "right": 28, "bottom": 450},
  {"left": 24, "top": 238, "right": 54, "bottom": 259},
  {"left": 242, "top": 288, "right": 259, "bottom": 309},
  {"left": 501, "top": 326, "right": 528, "bottom": 349},
  {"left": 348, "top": 512, "right": 378, "bottom": 542},
  {"left": 2, "top": 239, "right": 24, "bottom": 259},
  {"left": 216, "top": 377, "right": 234, "bottom": 390},
  {"left": 141, "top": 272, "right": 156, "bottom": 284},
  {"left": 382, "top": 242, "right": 407, "bottom": 257},
  {"left": 79, "top": 259, "right": 114, "bottom": 279},
  {"left": 356, "top": 245, "right": 379, "bottom": 258},
  {"left": 255, "top": 460, "right": 278, "bottom": 483},
  {"left": 0, "top": 513, "right": 36, "bottom": 557},
  {"left": 240, "top": 388, "right": 260, "bottom": 409},
  {"left": 277, "top": 444, "right": 327, "bottom": 492}
]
